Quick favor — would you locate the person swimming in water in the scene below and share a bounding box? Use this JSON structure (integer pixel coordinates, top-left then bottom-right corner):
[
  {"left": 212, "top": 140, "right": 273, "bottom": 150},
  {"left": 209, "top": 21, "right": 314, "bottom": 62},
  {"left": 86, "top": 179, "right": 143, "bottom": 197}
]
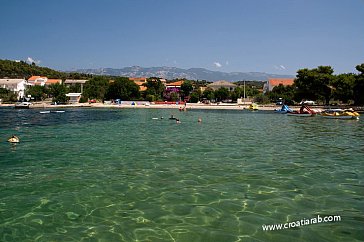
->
[{"left": 8, "top": 135, "right": 20, "bottom": 143}]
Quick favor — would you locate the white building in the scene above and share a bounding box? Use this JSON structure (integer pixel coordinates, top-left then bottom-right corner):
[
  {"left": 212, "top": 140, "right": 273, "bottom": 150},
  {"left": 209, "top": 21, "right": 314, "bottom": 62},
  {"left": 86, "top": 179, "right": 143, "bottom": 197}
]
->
[
  {"left": 27, "top": 76, "right": 48, "bottom": 86},
  {"left": 0, "top": 79, "right": 27, "bottom": 99},
  {"left": 66, "top": 93, "right": 82, "bottom": 103}
]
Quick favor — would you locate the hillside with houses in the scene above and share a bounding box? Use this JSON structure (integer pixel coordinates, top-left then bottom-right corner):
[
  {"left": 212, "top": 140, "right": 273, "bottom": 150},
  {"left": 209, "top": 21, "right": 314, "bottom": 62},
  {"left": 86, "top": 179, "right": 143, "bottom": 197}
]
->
[{"left": 1, "top": 59, "right": 363, "bottom": 106}]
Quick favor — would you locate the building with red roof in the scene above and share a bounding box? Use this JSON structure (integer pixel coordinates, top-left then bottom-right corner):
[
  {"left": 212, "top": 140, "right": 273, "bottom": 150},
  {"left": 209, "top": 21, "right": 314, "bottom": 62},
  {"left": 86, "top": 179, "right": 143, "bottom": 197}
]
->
[{"left": 264, "top": 78, "right": 295, "bottom": 93}]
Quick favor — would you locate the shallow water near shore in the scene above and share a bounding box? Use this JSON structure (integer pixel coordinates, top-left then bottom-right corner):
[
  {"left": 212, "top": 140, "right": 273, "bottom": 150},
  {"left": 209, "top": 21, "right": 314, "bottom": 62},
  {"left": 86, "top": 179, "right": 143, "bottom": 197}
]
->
[{"left": 0, "top": 107, "right": 363, "bottom": 242}]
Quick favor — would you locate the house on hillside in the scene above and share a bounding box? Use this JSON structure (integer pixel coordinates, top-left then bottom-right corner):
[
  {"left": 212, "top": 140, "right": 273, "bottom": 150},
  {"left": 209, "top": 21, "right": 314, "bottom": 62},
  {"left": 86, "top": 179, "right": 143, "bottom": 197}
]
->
[
  {"left": 129, "top": 77, "right": 147, "bottom": 92},
  {"left": 0, "top": 78, "right": 27, "bottom": 99},
  {"left": 27, "top": 76, "right": 48, "bottom": 86},
  {"left": 207, "top": 80, "right": 237, "bottom": 91},
  {"left": 45, "top": 79, "right": 62, "bottom": 86},
  {"left": 166, "top": 80, "right": 184, "bottom": 90},
  {"left": 263, "top": 78, "right": 295, "bottom": 93}
]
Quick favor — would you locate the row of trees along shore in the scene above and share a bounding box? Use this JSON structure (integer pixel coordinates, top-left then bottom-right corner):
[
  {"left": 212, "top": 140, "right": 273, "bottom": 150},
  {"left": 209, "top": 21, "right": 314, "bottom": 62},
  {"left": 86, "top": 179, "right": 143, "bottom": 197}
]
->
[{"left": 0, "top": 59, "right": 363, "bottom": 105}]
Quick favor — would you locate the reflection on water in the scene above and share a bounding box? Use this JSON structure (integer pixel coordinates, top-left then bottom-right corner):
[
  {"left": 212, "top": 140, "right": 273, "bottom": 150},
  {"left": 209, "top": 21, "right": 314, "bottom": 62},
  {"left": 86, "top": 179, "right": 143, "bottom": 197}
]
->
[{"left": 0, "top": 108, "right": 363, "bottom": 241}]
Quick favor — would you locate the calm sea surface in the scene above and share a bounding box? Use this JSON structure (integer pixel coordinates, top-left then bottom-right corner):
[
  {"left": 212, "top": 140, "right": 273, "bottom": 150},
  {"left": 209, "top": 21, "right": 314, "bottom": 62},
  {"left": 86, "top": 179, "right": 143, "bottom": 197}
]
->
[{"left": 0, "top": 107, "right": 363, "bottom": 242}]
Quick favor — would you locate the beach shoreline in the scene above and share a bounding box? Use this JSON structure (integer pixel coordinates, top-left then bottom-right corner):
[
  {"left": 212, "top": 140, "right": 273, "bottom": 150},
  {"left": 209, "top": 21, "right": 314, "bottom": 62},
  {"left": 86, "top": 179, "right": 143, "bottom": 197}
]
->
[
  {"left": 1, "top": 102, "right": 363, "bottom": 112},
  {"left": 0, "top": 102, "right": 286, "bottom": 111}
]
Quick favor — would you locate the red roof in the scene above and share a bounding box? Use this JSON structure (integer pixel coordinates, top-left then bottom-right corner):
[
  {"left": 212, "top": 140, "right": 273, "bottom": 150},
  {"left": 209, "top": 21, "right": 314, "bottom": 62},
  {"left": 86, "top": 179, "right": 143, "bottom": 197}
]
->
[
  {"left": 46, "top": 79, "right": 62, "bottom": 85},
  {"left": 166, "top": 80, "right": 184, "bottom": 87},
  {"left": 28, "top": 76, "right": 46, "bottom": 81},
  {"left": 268, "top": 78, "right": 294, "bottom": 86}
]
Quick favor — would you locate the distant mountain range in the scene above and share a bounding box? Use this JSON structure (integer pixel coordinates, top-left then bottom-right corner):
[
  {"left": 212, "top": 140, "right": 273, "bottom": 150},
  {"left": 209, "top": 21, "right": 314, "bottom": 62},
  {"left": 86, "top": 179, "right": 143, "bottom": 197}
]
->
[{"left": 73, "top": 66, "right": 294, "bottom": 81}]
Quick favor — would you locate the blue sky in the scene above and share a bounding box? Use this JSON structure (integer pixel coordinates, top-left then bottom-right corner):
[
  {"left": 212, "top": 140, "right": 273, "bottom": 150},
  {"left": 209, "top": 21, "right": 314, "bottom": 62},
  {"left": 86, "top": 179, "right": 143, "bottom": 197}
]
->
[{"left": 1, "top": 0, "right": 363, "bottom": 75}]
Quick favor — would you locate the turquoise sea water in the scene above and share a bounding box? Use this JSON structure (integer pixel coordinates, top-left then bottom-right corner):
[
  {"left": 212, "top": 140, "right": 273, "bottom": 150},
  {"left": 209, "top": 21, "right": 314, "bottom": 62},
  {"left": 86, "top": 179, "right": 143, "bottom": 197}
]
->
[{"left": 0, "top": 107, "right": 363, "bottom": 242}]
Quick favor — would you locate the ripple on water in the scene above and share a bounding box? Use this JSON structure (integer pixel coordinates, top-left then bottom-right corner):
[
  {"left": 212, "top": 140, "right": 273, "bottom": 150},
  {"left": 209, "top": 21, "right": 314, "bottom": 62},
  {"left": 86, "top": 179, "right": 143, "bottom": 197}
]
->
[{"left": 0, "top": 108, "right": 363, "bottom": 242}]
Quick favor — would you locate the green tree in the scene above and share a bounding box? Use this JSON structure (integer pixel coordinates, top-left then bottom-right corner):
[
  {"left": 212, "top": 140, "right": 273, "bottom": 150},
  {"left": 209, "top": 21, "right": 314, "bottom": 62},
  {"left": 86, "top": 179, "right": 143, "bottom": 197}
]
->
[
  {"left": 231, "top": 86, "right": 244, "bottom": 101},
  {"left": 47, "top": 83, "right": 68, "bottom": 103},
  {"left": 295, "top": 66, "right": 334, "bottom": 105},
  {"left": 83, "top": 76, "right": 109, "bottom": 100},
  {"left": 254, "top": 93, "right": 270, "bottom": 104},
  {"left": 268, "top": 84, "right": 295, "bottom": 104},
  {"left": 214, "top": 87, "right": 230, "bottom": 102},
  {"left": 331, "top": 73, "right": 355, "bottom": 103},
  {"left": 106, "top": 77, "right": 140, "bottom": 100},
  {"left": 143, "top": 78, "right": 165, "bottom": 101},
  {"left": 26, "top": 85, "right": 46, "bottom": 101},
  {"left": 0, "top": 88, "right": 17, "bottom": 102},
  {"left": 354, "top": 63, "right": 364, "bottom": 105},
  {"left": 189, "top": 89, "right": 202, "bottom": 103},
  {"left": 68, "top": 83, "right": 82, "bottom": 93},
  {"left": 202, "top": 88, "right": 215, "bottom": 101},
  {"left": 180, "top": 80, "right": 193, "bottom": 100}
]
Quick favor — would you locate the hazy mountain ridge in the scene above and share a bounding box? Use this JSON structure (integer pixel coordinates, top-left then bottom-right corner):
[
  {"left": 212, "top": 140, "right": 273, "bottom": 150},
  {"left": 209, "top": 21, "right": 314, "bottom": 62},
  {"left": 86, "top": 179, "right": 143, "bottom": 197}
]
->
[{"left": 73, "top": 66, "right": 294, "bottom": 81}]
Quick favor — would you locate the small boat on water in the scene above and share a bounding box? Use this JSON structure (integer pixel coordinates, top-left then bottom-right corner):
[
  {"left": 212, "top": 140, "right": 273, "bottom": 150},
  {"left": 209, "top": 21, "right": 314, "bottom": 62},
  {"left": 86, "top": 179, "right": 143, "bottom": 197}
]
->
[
  {"left": 247, "top": 103, "right": 259, "bottom": 111},
  {"left": 286, "top": 105, "right": 316, "bottom": 117},
  {"left": 15, "top": 102, "right": 31, "bottom": 109},
  {"left": 275, "top": 104, "right": 293, "bottom": 114},
  {"left": 320, "top": 108, "right": 360, "bottom": 120}
]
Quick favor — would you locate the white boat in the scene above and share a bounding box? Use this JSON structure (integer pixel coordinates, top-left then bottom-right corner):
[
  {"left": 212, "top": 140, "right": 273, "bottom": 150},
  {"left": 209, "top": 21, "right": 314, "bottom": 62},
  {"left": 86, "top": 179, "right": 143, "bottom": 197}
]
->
[
  {"left": 15, "top": 102, "right": 31, "bottom": 109},
  {"left": 286, "top": 113, "right": 314, "bottom": 117}
]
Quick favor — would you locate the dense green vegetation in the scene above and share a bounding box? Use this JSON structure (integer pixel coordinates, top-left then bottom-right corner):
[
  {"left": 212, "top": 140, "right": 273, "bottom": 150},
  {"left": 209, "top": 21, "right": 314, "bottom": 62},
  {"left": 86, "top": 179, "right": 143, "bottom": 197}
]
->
[
  {"left": 266, "top": 64, "right": 364, "bottom": 105},
  {"left": 0, "top": 88, "right": 18, "bottom": 102},
  {"left": 0, "top": 59, "right": 91, "bottom": 80},
  {"left": 1, "top": 59, "right": 363, "bottom": 105}
]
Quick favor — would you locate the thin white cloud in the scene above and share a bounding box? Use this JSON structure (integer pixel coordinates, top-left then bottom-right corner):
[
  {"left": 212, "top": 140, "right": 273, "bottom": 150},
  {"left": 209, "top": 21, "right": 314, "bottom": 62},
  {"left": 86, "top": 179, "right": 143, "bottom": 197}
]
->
[
  {"left": 26, "top": 57, "right": 41, "bottom": 65},
  {"left": 225, "top": 61, "right": 229, "bottom": 66},
  {"left": 274, "top": 65, "right": 286, "bottom": 70},
  {"left": 214, "top": 62, "right": 222, "bottom": 68}
]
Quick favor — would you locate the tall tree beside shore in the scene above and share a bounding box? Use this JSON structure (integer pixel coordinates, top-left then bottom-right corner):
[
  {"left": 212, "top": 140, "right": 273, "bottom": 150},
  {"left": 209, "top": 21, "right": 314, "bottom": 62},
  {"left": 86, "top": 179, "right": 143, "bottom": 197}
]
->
[
  {"left": 0, "top": 88, "right": 17, "bottom": 102},
  {"left": 106, "top": 77, "right": 140, "bottom": 100},
  {"left": 294, "top": 66, "right": 334, "bottom": 105},
  {"left": 47, "top": 83, "right": 68, "bottom": 104},
  {"left": 83, "top": 76, "right": 109, "bottom": 101},
  {"left": 354, "top": 63, "right": 364, "bottom": 105},
  {"left": 143, "top": 78, "right": 165, "bottom": 101},
  {"left": 202, "top": 88, "right": 215, "bottom": 101},
  {"left": 180, "top": 80, "right": 193, "bottom": 100},
  {"left": 214, "top": 87, "right": 230, "bottom": 102},
  {"left": 331, "top": 73, "right": 355, "bottom": 104},
  {"left": 26, "top": 85, "right": 46, "bottom": 101}
]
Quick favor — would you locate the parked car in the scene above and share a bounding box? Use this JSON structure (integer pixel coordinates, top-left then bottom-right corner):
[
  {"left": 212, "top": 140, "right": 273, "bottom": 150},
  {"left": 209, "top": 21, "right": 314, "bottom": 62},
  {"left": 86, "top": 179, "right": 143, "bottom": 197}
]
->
[{"left": 89, "top": 99, "right": 96, "bottom": 103}]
